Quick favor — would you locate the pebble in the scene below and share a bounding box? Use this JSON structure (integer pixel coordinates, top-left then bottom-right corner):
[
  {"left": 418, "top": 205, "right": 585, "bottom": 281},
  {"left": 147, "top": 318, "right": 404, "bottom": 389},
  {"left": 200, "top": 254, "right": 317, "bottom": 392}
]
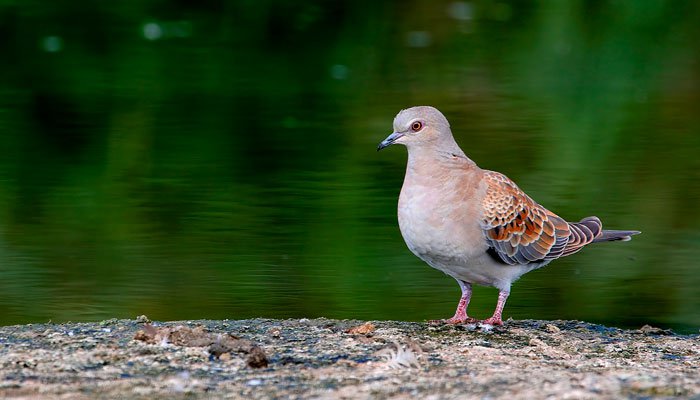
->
[{"left": 269, "top": 327, "right": 282, "bottom": 338}]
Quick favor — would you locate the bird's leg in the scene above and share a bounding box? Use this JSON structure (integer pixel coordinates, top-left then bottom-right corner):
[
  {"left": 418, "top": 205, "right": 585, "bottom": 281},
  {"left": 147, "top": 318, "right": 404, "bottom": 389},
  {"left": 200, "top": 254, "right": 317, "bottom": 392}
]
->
[
  {"left": 429, "top": 280, "right": 477, "bottom": 325},
  {"left": 480, "top": 290, "right": 510, "bottom": 326}
]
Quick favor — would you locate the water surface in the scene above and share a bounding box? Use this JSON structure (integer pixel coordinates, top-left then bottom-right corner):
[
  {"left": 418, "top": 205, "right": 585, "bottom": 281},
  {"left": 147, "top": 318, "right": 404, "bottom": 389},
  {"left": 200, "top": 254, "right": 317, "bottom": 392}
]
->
[{"left": 1, "top": 1, "right": 699, "bottom": 332}]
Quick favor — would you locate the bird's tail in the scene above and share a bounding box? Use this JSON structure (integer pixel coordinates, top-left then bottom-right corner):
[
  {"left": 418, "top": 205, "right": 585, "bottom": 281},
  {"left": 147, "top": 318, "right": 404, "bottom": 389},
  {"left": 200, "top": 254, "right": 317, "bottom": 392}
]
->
[
  {"left": 561, "top": 216, "right": 640, "bottom": 257},
  {"left": 592, "top": 229, "right": 641, "bottom": 243}
]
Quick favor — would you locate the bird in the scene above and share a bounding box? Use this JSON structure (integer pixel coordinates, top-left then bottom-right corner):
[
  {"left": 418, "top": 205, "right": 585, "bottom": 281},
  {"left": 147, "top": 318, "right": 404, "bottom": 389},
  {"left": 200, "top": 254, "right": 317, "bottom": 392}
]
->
[{"left": 377, "top": 106, "right": 640, "bottom": 326}]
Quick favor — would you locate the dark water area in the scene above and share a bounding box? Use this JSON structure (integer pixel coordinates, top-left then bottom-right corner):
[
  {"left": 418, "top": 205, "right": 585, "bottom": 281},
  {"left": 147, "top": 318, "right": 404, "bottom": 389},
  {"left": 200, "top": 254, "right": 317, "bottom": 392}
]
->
[{"left": 0, "top": 1, "right": 699, "bottom": 332}]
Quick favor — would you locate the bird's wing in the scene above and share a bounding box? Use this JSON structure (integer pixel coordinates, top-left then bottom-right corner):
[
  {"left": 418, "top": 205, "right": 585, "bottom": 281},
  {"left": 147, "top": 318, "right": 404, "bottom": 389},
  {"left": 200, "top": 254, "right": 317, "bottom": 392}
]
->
[{"left": 480, "top": 171, "right": 571, "bottom": 265}]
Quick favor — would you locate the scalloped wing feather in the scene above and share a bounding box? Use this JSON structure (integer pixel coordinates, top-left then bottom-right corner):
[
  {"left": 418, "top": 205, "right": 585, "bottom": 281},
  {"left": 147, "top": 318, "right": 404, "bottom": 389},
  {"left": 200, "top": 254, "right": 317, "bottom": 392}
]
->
[{"left": 481, "top": 171, "right": 574, "bottom": 265}]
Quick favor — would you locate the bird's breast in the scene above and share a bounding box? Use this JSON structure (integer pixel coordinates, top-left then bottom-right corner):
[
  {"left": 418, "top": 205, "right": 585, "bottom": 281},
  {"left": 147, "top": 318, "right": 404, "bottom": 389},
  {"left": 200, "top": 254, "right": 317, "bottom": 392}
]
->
[{"left": 397, "top": 172, "right": 487, "bottom": 263}]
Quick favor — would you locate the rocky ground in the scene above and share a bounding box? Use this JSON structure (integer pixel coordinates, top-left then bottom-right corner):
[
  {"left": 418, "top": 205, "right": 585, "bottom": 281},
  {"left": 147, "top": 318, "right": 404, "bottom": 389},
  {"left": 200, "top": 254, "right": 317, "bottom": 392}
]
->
[{"left": 0, "top": 317, "right": 698, "bottom": 399}]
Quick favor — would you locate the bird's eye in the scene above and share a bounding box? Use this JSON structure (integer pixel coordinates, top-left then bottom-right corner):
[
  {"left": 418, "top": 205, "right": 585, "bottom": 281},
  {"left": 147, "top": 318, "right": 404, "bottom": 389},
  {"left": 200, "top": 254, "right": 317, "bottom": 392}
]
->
[{"left": 411, "top": 121, "right": 423, "bottom": 132}]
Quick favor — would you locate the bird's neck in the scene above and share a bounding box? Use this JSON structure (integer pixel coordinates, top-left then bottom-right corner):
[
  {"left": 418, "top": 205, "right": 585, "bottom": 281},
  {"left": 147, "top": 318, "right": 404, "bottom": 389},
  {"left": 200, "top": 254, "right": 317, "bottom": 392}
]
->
[{"left": 404, "top": 138, "right": 478, "bottom": 183}]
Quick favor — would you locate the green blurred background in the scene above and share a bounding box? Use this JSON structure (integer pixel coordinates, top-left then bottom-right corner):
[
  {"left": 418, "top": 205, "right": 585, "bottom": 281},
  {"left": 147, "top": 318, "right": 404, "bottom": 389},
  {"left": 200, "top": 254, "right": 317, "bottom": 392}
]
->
[{"left": 0, "top": 1, "right": 699, "bottom": 332}]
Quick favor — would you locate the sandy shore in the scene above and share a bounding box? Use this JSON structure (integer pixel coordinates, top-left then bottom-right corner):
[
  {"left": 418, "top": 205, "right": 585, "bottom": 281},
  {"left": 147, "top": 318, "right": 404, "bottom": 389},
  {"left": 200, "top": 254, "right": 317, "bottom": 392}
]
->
[{"left": 0, "top": 317, "right": 698, "bottom": 399}]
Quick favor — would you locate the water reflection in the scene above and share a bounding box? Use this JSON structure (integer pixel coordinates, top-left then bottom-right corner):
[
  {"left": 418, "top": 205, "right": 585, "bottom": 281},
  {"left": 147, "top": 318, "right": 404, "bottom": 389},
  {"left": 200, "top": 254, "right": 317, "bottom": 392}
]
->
[{"left": 0, "top": 1, "right": 699, "bottom": 332}]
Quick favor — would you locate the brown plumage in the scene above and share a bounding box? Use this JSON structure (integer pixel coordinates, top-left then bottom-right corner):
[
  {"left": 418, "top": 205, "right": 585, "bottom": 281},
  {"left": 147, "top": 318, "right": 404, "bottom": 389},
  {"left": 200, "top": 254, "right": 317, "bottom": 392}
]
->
[
  {"left": 481, "top": 171, "right": 637, "bottom": 265},
  {"left": 378, "top": 106, "right": 640, "bottom": 325}
]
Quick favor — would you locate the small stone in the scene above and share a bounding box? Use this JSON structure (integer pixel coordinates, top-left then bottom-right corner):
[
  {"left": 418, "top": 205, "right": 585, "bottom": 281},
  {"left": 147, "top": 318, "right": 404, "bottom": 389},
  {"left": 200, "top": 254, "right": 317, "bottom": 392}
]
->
[
  {"left": 136, "top": 315, "right": 151, "bottom": 324},
  {"left": 346, "top": 322, "right": 375, "bottom": 335},
  {"left": 268, "top": 327, "right": 281, "bottom": 338},
  {"left": 545, "top": 324, "right": 560, "bottom": 333},
  {"left": 246, "top": 346, "right": 269, "bottom": 368},
  {"left": 638, "top": 324, "right": 672, "bottom": 335},
  {"left": 209, "top": 342, "right": 228, "bottom": 358}
]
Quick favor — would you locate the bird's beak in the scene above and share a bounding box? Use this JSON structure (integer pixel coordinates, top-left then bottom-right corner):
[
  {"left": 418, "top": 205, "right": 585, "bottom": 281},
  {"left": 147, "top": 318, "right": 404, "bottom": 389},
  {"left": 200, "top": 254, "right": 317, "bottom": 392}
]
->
[{"left": 377, "top": 131, "right": 404, "bottom": 151}]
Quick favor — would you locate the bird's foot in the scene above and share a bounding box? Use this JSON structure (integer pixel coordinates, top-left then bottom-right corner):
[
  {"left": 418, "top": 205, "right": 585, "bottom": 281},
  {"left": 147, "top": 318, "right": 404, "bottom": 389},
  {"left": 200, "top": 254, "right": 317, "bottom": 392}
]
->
[
  {"left": 479, "top": 317, "right": 503, "bottom": 326},
  {"left": 428, "top": 316, "right": 478, "bottom": 325}
]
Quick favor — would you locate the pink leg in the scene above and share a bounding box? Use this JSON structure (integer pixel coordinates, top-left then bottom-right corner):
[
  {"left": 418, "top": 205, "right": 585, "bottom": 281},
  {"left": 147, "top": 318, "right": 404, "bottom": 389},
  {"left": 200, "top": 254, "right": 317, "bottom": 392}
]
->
[
  {"left": 481, "top": 290, "right": 510, "bottom": 326},
  {"left": 429, "top": 280, "right": 477, "bottom": 325}
]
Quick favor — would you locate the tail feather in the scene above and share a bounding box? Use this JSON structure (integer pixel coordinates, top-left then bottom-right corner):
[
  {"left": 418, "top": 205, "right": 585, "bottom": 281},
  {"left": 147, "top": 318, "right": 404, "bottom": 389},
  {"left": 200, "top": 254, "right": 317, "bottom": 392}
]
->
[
  {"left": 561, "top": 216, "right": 640, "bottom": 257},
  {"left": 561, "top": 216, "right": 602, "bottom": 256},
  {"left": 592, "top": 229, "right": 641, "bottom": 243}
]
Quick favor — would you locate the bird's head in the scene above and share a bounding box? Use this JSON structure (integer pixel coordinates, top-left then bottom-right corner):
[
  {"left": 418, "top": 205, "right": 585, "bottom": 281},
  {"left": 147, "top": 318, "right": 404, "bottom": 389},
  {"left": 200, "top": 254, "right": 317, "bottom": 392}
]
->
[{"left": 377, "top": 106, "right": 452, "bottom": 151}]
